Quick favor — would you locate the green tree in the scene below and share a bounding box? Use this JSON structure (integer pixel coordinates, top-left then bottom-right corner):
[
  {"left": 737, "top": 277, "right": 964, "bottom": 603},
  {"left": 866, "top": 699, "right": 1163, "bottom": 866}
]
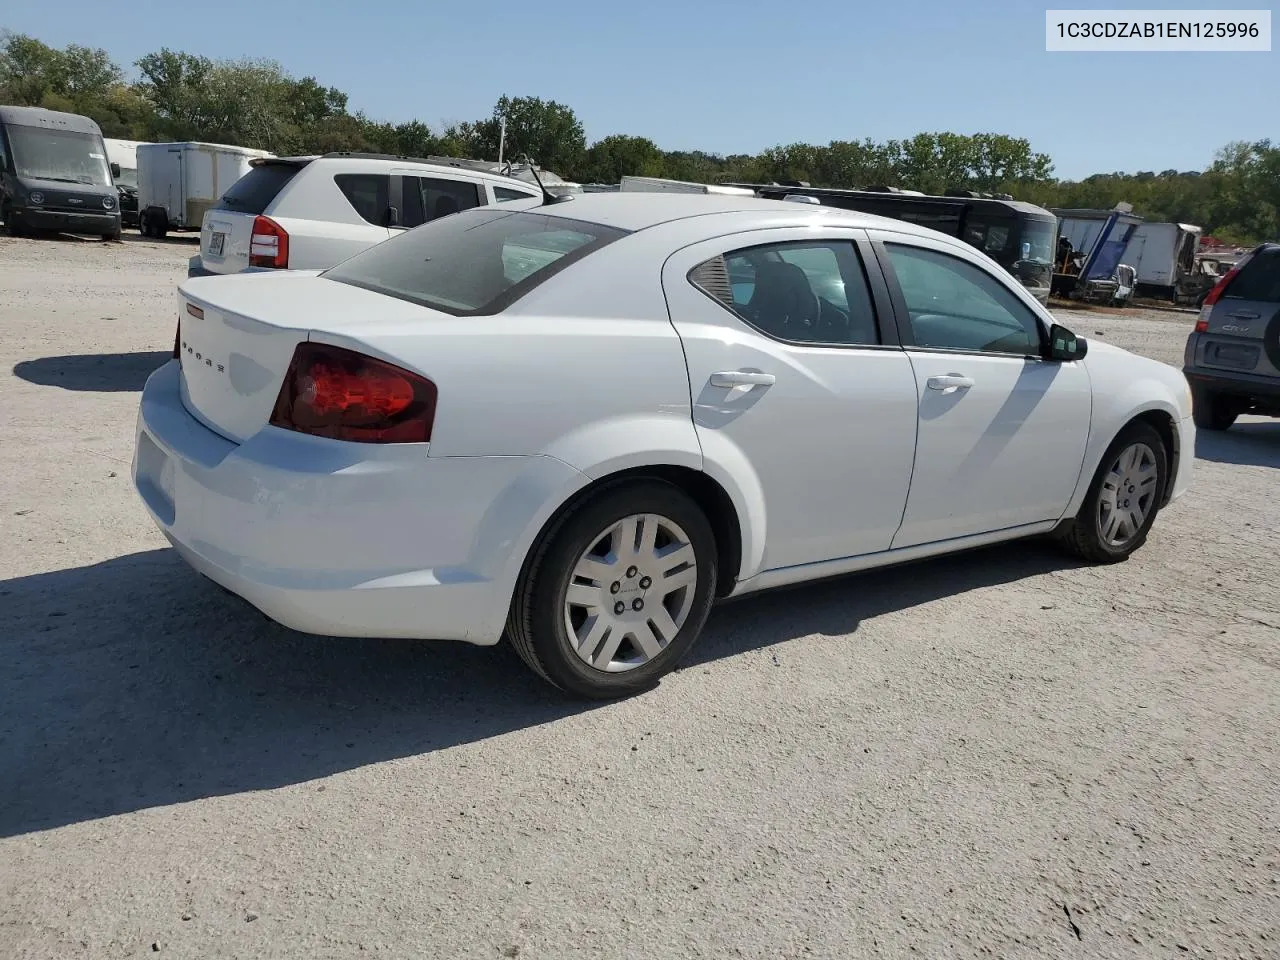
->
[
  {"left": 483, "top": 95, "right": 586, "bottom": 173},
  {"left": 579, "top": 134, "right": 665, "bottom": 182}
]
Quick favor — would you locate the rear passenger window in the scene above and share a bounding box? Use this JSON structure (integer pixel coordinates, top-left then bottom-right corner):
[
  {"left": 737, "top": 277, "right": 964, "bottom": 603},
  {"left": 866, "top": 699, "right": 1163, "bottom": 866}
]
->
[
  {"left": 334, "top": 174, "right": 391, "bottom": 226},
  {"left": 401, "top": 177, "right": 482, "bottom": 227},
  {"left": 689, "top": 240, "right": 880, "bottom": 346},
  {"left": 495, "top": 186, "right": 536, "bottom": 202}
]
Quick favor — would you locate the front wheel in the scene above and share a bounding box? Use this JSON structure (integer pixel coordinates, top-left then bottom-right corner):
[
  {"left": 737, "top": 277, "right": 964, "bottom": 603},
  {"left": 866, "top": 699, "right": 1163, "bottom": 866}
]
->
[
  {"left": 1057, "top": 422, "right": 1167, "bottom": 564},
  {"left": 506, "top": 479, "right": 718, "bottom": 699},
  {"left": 3, "top": 205, "right": 24, "bottom": 237}
]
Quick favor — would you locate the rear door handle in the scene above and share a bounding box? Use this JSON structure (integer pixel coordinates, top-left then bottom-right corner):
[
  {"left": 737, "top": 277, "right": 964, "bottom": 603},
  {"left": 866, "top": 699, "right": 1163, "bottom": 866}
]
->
[
  {"left": 926, "top": 374, "right": 975, "bottom": 393},
  {"left": 710, "top": 371, "right": 776, "bottom": 387}
]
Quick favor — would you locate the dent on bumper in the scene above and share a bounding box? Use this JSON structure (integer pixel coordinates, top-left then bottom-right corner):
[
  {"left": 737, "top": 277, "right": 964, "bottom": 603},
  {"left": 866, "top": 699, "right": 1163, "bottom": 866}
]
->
[{"left": 133, "top": 361, "right": 585, "bottom": 643}]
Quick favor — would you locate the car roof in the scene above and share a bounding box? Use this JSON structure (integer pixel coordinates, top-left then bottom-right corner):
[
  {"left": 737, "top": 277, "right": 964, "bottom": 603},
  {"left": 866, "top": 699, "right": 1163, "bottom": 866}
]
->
[
  {"left": 533, "top": 192, "right": 944, "bottom": 236},
  {"left": 279, "top": 152, "right": 543, "bottom": 189}
]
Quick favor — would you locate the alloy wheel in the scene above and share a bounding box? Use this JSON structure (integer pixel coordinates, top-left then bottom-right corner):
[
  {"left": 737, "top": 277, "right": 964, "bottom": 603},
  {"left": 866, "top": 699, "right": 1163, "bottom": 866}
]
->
[{"left": 563, "top": 513, "right": 698, "bottom": 672}]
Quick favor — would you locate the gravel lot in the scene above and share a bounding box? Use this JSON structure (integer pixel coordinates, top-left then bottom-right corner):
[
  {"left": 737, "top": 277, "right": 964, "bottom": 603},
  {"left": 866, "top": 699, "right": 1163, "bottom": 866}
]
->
[{"left": 2, "top": 234, "right": 1278, "bottom": 960}]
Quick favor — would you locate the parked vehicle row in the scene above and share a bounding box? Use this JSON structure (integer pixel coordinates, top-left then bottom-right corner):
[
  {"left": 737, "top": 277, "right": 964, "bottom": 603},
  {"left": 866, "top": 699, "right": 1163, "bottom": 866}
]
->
[{"left": 133, "top": 194, "right": 1194, "bottom": 698}]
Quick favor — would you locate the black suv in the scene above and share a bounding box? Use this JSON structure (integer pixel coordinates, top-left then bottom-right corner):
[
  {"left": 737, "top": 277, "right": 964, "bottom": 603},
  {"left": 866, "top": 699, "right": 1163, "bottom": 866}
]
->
[{"left": 1183, "top": 242, "right": 1280, "bottom": 430}]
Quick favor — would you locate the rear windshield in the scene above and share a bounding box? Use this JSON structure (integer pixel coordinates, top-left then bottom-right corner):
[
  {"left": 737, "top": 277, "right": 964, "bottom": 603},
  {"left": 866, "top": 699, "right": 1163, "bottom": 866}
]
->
[
  {"left": 213, "top": 162, "right": 303, "bottom": 215},
  {"left": 1226, "top": 247, "right": 1280, "bottom": 302},
  {"left": 322, "top": 207, "right": 628, "bottom": 315}
]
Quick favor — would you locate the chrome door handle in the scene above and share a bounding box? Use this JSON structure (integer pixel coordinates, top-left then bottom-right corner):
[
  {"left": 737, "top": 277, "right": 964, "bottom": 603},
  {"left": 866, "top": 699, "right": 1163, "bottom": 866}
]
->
[
  {"left": 710, "top": 371, "right": 776, "bottom": 387},
  {"left": 926, "top": 374, "right": 974, "bottom": 393}
]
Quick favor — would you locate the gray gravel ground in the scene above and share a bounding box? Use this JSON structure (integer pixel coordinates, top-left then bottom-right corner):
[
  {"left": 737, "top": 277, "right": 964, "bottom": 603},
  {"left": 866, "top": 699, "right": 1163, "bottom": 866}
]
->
[{"left": 1, "top": 234, "right": 1278, "bottom": 960}]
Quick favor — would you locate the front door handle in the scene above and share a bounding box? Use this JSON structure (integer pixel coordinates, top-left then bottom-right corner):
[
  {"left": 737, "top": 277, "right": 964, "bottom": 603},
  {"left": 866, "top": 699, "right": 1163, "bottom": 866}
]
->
[
  {"left": 710, "top": 371, "right": 776, "bottom": 388},
  {"left": 926, "top": 374, "right": 975, "bottom": 393}
]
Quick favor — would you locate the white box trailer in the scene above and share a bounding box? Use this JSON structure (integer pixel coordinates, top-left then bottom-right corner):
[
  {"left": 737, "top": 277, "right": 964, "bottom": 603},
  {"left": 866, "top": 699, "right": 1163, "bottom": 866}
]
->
[
  {"left": 619, "top": 175, "right": 755, "bottom": 196},
  {"left": 137, "top": 141, "right": 274, "bottom": 237},
  {"left": 1120, "top": 222, "right": 1202, "bottom": 300}
]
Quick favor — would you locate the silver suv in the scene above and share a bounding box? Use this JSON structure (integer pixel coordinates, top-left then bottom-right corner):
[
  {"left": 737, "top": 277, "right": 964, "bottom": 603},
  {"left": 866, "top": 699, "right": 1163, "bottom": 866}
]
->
[{"left": 1183, "top": 242, "right": 1280, "bottom": 430}]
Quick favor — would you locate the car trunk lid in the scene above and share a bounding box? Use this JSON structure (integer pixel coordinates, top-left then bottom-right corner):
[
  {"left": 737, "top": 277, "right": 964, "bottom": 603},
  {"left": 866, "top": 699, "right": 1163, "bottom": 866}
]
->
[{"left": 176, "top": 273, "right": 447, "bottom": 442}]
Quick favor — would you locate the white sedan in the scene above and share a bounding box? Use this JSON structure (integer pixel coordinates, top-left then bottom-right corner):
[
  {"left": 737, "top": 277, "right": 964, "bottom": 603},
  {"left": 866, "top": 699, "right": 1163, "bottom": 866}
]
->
[{"left": 133, "top": 194, "right": 1194, "bottom": 698}]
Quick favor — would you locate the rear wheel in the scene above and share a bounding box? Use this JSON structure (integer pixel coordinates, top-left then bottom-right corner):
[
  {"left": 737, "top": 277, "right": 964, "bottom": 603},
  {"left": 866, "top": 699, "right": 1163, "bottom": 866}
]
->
[
  {"left": 1057, "top": 422, "right": 1167, "bottom": 564},
  {"left": 1191, "top": 386, "right": 1239, "bottom": 431},
  {"left": 506, "top": 479, "right": 718, "bottom": 699}
]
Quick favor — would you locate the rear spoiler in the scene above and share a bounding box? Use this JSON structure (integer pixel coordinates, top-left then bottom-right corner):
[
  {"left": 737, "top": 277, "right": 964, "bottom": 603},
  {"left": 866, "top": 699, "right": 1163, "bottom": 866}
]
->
[{"left": 249, "top": 156, "right": 318, "bottom": 169}]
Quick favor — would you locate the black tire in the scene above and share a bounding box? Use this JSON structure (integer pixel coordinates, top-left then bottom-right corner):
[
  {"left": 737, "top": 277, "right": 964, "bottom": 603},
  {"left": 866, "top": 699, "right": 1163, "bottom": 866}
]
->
[
  {"left": 1057, "top": 421, "right": 1168, "bottom": 564},
  {"left": 1191, "top": 386, "right": 1238, "bottom": 431},
  {"left": 3, "top": 204, "right": 24, "bottom": 237},
  {"left": 506, "top": 479, "right": 718, "bottom": 699}
]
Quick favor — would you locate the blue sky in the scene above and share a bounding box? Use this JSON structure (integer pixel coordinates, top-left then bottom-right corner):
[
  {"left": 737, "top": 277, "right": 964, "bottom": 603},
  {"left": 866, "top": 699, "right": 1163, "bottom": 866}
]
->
[{"left": 4, "top": 0, "right": 1274, "bottom": 179}]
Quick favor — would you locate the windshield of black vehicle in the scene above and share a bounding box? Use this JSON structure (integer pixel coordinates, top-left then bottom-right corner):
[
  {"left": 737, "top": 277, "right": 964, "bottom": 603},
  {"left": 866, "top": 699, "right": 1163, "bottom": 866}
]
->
[
  {"left": 114, "top": 166, "right": 138, "bottom": 189},
  {"left": 7, "top": 124, "right": 111, "bottom": 186},
  {"left": 323, "top": 208, "right": 629, "bottom": 315},
  {"left": 1015, "top": 218, "right": 1057, "bottom": 264}
]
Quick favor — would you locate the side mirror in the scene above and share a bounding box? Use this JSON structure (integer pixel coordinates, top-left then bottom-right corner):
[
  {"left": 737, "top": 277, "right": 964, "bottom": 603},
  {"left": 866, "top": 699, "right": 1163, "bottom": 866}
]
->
[
  {"left": 110, "top": 161, "right": 121, "bottom": 178},
  {"left": 383, "top": 205, "right": 399, "bottom": 228},
  {"left": 1046, "top": 323, "right": 1088, "bottom": 362}
]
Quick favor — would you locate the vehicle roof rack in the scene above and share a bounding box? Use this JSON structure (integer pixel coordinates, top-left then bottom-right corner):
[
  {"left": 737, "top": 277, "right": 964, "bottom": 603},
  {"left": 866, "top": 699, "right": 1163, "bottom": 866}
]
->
[{"left": 317, "top": 151, "right": 529, "bottom": 182}]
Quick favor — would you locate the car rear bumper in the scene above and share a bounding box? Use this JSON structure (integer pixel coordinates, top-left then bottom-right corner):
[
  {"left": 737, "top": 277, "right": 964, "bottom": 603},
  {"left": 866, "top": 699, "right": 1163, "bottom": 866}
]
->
[
  {"left": 188, "top": 254, "right": 278, "bottom": 279},
  {"left": 19, "top": 206, "right": 119, "bottom": 233},
  {"left": 132, "top": 360, "right": 585, "bottom": 644},
  {"left": 1184, "top": 366, "right": 1280, "bottom": 402}
]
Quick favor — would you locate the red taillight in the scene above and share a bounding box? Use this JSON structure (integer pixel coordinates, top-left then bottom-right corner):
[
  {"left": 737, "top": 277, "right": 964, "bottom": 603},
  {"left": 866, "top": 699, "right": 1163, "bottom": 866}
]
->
[
  {"left": 269, "top": 342, "right": 437, "bottom": 443},
  {"left": 1196, "top": 254, "right": 1251, "bottom": 331},
  {"left": 249, "top": 215, "right": 289, "bottom": 268}
]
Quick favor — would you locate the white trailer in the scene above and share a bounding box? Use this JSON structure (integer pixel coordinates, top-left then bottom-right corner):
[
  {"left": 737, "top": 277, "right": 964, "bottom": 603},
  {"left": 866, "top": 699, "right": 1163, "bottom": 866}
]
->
[
  {"left": 619, "top": 175, "right": 755, "bottom": 196},
  {"left": 1119, "top": 222, "right": 1202, "bottom": 301},
  {"left": 137, "top": 141, "right": 274, "bottom": 238}
]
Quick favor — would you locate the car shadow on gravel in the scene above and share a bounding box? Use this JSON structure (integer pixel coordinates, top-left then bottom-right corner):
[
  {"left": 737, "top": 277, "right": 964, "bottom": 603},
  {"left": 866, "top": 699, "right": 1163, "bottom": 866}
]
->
[
  {"left": 0, "top": 540, "right": 1079, "bottom": 838},
  {"left": 1195, "top": 420, "right": 1280, "bottom": 469},
  {"left": 13, "top": 351, "right": 171, "bottom": 392}
]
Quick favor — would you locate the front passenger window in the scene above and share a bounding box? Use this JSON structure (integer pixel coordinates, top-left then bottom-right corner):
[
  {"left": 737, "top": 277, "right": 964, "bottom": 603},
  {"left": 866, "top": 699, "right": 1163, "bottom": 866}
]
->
[{"left": 885, "top": 243, "right": 1042, "bottom": 356}]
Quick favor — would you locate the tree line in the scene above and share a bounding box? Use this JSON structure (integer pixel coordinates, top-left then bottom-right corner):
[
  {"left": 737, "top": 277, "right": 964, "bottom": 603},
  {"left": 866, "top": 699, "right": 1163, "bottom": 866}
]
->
[{"left": 2, "top": 31, "right": 1276, "bottom": 244}]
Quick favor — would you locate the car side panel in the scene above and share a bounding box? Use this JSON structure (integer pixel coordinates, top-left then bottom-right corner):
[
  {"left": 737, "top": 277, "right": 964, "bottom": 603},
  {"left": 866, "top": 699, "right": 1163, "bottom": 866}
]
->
[
  {"left": 1061, "top": 340, "right": 1192, "bottom": 518},
  {"left": 267, "top": 169, "right": 389, "bottom": 271}
]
